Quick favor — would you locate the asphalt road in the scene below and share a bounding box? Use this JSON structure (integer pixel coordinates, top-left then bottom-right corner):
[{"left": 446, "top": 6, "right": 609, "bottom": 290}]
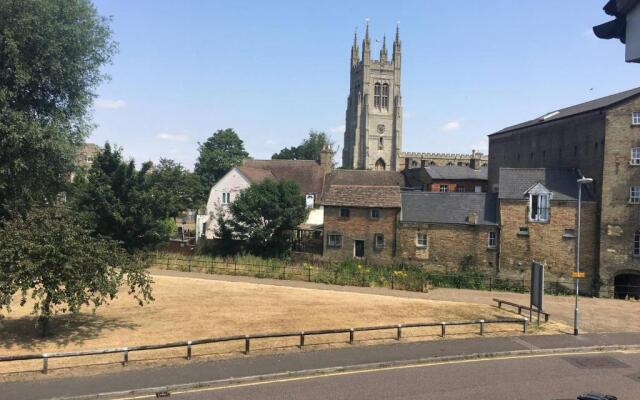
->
[{"left": 161, "top": 351, "right": 640, "bottom": 400}]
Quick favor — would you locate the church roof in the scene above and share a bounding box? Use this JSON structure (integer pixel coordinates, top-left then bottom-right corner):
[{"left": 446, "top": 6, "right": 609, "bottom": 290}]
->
[{"left": 239, "top": 159, "right": 325, "bottom": 195}]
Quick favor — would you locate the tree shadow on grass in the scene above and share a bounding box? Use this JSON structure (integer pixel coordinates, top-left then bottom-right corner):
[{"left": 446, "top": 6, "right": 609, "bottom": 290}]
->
[{"left": 0, "top": 314, "right": 139, "bottom": 351}]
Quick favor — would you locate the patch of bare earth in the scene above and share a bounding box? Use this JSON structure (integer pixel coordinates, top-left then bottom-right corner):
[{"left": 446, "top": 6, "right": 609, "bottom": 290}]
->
[{"left": 0, "top": 275, "right": 565, "bottom": 381}]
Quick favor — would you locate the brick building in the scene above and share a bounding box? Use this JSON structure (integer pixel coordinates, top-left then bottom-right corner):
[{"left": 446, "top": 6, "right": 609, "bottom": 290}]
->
[
  {"left": 488, "top": 87, "right": 640, "bottom": 297},
  {"left": 398, "top": 192, "right": 499, "bottom": 273},
  {"left": 403, "top": 163, "right": 488, "bottom": 193}
]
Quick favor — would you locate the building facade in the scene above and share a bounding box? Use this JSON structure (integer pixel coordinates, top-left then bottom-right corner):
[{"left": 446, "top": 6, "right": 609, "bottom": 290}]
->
[
  {"left": 342, "top": 24, "right": 402, "bottom": 171},
  {"left": 399, "top": 150, "right": 488, "bottom": 170}
]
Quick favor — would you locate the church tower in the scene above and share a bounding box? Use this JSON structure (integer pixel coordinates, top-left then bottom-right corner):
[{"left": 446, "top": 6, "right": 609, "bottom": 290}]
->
[{"left": 342, "top": 23, "right": 402, "bottom": 171}]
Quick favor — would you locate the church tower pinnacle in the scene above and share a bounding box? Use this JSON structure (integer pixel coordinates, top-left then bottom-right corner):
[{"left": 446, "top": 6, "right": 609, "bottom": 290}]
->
[{"left": 342, "top": 22, "right": 403, "bottom": 171}]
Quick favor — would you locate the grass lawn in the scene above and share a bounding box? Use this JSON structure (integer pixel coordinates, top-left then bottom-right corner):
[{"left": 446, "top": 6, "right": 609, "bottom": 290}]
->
[{"left": 0, "top": 274, "right": 566, "bottom": 380}]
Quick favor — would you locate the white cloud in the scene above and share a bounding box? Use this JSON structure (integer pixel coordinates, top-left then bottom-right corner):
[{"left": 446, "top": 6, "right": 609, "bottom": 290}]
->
[
  {"left": 440, "top": 121, "right": 461, "bottom": 132},
  {"left": 156, "top": 132, "right": 190, "bottom": 142},
  {"left": 95, "top": 98, "right": 127, "bottom": 109},
  {"left": 265, "top": 139, "right": 277, "bottom": 145},
  {"left": 472, "top": 137, "right": 489, "bottom": 153},
  {"left": 329, "top": 124, "right": 345, "bottom": 133}
]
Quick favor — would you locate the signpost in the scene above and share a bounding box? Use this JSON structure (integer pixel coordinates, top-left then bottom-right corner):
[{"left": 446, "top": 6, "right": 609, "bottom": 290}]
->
[
  {"left": 571, "top": 271, "right": 586, "bottom": 279},
  {"left": 530, "top": 262, "right": 545, "bottom": 325}
]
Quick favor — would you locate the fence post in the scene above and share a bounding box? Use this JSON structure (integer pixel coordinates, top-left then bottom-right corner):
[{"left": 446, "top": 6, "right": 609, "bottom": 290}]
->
[
  {"left": 187, "top": 341, "right": 192, "bottom": 360},
  {"left": 123, "top": 348, "right": 129, "bottom": 366},
  {"left": 396, "top": 324, "right": 402, "bottom": 340},
  {"left": 283, "top": 262, "right": 286, "bottom": 280},
  {"left": 308, "top": 264, "right": 312, "bottom": 282},
  {"left": 522, "top": 278, "right": 525, "bottom": 292},
  {"left": 42, "top": 354, "right": 48, "bottom": 374},
  {"left": 517, "top": 306, "right": 522, "bottom": 315},
  {"left": 166, "top": 257, "right": 170, "bottom": 270},
  {"left": 489, "top": 277, "right": 493, "bottom": 292},
  {"left": 479, "top": 320, "right": 485, "bottom": 336},
  {"left": 188, "top": 255, "right": 192, "bottom": 273},
  {"left": 234, "top": 257, "right": 238, "bottom": 275},
  {"left": 391, "top": 274, "right": 394, "bottom": 290},
  {"left": 244, "top": 335, "right": 250, "bottom": 354},
  {"left": 523, "top": 318, "right": 528, "bottom": 334},
  {"left": 299, "top": 332, "right": 305, "bottom": 348},
  {"left": 441, "top": 322, "right": 446, "bottom": 337},
  {"left": 349, "top": 328, "right": 354, "bottom": 344}
]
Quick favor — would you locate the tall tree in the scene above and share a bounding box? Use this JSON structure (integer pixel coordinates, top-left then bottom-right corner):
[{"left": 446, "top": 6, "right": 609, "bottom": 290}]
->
[
  {"left": 0, "top": 0, "right": 116, "bottom": 221},
  {"left": 194, "top": 129, "right": 249, "bottom": 190},
  {"left": 148, "top": 158, "right": 205, "bottom": 211},
  {"left": 0, "top": 206, "right": 154, "bottom": 336},
  {"left": 272, "top": 130, "right": 334, "bottom": 161},
  {"left": 74, "top": 143, "right": 175, "bottom": 251},
  {"left": 219, "top": 179, "right": 308, "bottom": 258}
]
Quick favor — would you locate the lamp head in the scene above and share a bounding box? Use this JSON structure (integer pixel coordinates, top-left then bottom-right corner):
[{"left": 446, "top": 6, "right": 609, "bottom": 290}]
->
[{"left": 577, "top": 177, "right": 593, "bottom": 184}]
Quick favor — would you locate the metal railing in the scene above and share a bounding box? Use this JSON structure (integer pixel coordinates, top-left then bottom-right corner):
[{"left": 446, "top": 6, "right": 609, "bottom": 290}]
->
[
  {"left": 493, "top": 298, "right": 550, "bottom": 322},
  {"left": 0, "top": 318, "right": 528, "bottom": 374}
]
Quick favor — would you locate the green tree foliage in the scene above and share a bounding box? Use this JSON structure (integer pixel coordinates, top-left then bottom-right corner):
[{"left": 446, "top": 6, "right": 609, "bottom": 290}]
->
[
  {"left": 0, "top": 206, "right": 153, "bottom": 335},
  {"left": 271, "top": 130, "right": 334, "bottom": 161},
  {"left": 148, "top": 158, "right": 205, "bottom": 211},
  {"left": 194, "top": 129, "right": 249, "bottom": 190},
  {"left": 74, "top": 143, "right": 176, "bottom": 251},
  {"left": 219, "top": 179, "right": 308, "bottom": 257},
  {"left": 0, "top": 0, "right": 116, "bottom": 220}
]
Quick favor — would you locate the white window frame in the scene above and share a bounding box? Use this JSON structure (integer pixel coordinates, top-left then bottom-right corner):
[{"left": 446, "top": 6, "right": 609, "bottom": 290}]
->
[
  {"left": 221, "top": 192, "right": 231, "bottom": 204},
  {"left": 374, "top": 233, "right": 385, "bottom": 250},
  {"left": 631, "top": 186, "right": 640, "bottom": 204},
  {"left": 305, "top": 193, "right": 315, "bottom": 209},
  {"left": 439, "top": 184, "right": 449, "bottom": 193},
  {"left": 475, "top": 185, "right": 482, "bottom": 193},
  {"left": 529, "top": 193, "right": 550, "bottom": 222},
  {"left": 633, "top": 111, "right": 640, "bottom": 126},
  {"left": 327, "top": 234, "right": 342, "bottom": 248},
  {"left": 634, "top": 230, "right": 640, "bottom": 256},
  {"left": 487, "top": 231, "right": 497, "bottom": 249},
  {"left": 632, "top": 148, "right": 640, "bottom": 165},
  {"left": 416, "top": 233, "right": 428, "bottom": 248}
]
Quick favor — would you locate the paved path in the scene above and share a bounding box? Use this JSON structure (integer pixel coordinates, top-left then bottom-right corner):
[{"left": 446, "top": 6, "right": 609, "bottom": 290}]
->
[
  {"left": 2, "top": 332, "right": 639, "bottom": 400},
  {"left": 152, "top": 268, "right": 640, "bottom": 333},
  {"left": 172, "top": 351, "right": 640, "bottom": 400}
]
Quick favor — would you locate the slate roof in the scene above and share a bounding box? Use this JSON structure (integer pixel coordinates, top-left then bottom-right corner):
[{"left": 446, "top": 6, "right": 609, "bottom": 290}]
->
[
  {"left": 401, "top": 192, "right": 498, "bottom": 226},
  {"left": 492, "top": 87, "right": 640, "bottom": 135},
  {"left": 240, "top": 159, "right": 325, "bottom": 195},
  {"left": 322, "top": 185, "right": 401, "bottom": 208},
  {"left": 498, "top": 168, "right": 595, "bottom": 202},
  {"left": 423, "top": 165, "right": 488, "bottom": 180}
]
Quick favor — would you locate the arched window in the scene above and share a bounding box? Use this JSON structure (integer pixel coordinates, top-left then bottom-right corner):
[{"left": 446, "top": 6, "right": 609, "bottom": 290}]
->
[
  {"left": 446, "top": 162, "right": 454, "bottom": 166},
  {"left": 634, "top": 230, "right": 640, "bottom": 256},
  {"left": 411, "top": 160, "right": 418, "bottom": 167},
  {"left": 378, "top": 137, "right": 384, "bottom": 149},
  {"left": 374, "top": 83, "right": 381, "bottom": 109},
  {"left": 382, "top": 83, "right": 389, "bottom": 109},
  {"left": 375, "top": 158, "right": 386, "bottom": 171}
]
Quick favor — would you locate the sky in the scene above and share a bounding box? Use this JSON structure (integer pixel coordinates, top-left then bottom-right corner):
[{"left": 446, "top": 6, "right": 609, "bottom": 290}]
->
[{"left": 90, "top": 0, "right": 640, "bottom": 169}]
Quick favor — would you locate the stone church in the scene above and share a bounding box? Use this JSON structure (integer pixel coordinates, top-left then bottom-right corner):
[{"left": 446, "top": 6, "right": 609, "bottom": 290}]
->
[{"left": 341, "top": 24, "right": 487, "bottom": 171}]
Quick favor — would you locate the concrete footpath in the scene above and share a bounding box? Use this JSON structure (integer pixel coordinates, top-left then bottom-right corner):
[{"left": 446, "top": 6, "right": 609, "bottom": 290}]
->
[{"left": 2, "top": 332, "right": 640, "bottom": 400}]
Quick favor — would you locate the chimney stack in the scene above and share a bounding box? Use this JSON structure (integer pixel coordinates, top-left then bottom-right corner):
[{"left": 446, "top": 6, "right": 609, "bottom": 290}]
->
[
  {"left": 320, "top": 144, "right": 334, "bottom": 175},
  {"left": 469, "top": 150, "right": 483, "bottom": 171}
]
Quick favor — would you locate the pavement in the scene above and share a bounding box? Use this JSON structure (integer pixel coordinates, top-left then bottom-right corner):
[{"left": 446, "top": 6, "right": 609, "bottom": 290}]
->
[{"left": 2, "top": 332, "right": 640, "bottom": 400}]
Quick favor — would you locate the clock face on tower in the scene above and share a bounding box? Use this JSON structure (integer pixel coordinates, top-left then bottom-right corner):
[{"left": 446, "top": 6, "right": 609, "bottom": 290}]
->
[{"left": 377, "top": 124, "right": 385, "bottom": 134}]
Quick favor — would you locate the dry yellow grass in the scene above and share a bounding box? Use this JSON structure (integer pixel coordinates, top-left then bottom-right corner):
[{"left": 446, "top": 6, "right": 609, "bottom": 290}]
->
[{"left": 0, "top": 275, "right": 564, "bottom": 380}]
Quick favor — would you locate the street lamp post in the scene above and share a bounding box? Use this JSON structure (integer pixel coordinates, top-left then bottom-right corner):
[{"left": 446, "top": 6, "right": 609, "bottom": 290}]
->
[{"left": 575, "top": 176, "right": 593, "bottom": 336}]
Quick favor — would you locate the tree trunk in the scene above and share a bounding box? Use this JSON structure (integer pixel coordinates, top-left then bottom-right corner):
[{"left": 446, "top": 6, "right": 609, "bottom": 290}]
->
[{"left": 38, "top": 297, "right": 52, "bottom": 337}]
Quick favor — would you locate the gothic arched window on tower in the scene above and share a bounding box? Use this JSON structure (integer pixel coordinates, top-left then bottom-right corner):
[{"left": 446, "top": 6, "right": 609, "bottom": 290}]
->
[
  {"left": 375, "top": 158, "right": 386, "bottom": 171},
  {"left": 374, "top": 83, "right": 381, "bottom": 109},
  {"left": 382, "top": 83, "right": 389, "bottom": 109}
]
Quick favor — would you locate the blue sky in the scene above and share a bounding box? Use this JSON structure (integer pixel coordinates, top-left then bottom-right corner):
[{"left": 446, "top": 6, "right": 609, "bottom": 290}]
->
[{"left": 90, "top": 1, "right": 639, "bottom": 169}]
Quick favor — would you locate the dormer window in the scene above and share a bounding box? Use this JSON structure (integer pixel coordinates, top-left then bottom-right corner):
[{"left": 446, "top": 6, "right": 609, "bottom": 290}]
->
[{"left": 527, "top": 183, "right": 551, "bottom": 222}]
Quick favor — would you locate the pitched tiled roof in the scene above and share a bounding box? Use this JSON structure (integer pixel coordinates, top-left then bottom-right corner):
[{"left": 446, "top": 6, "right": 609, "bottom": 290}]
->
[
  {"left": 322, "top": 185, "right": 401, "bottom": 208},
  {"left": 498, "top": 168, "right": 595, "bottom": 201},
  {"left": 324, "top": 170, "right": 406, "bottom": 187},
  {"left": 401, "top": 192, "right": 498, "bottom": 226},
  {"left": 492, "top": 87, "right": 640, "bottom": 135},
  {"left": 423, "top": 165, "right": 488, "bottom": 180},
  {"left": 240, "top": 159, "right": 325, "bottom": 195}
]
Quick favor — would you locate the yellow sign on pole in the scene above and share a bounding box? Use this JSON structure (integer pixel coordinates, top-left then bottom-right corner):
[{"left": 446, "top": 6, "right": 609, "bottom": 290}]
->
[{"left": 571, "top": 271, "right": 586, "bottom": 279}]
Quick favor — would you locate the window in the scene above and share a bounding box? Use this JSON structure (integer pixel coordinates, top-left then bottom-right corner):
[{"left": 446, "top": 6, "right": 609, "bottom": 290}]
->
[
  {"left": 563, "top": 228, "right": 576, "bottom": 239},
  {"left": 529, "top": 193, "right": 550, "bottom": 222},
  {"left": 378, "top": 137, "right": 384, "bottom": 149},
  {"left": 370, "top": 208, "right": 380, "bottom": 219},
  {"left": 631, "top": 187, "right": 640, "bottom": 204},
  {"left": 221, "top": 192, "right": 231, "bottom": 204},
  {"left": 475, "top": 185, "right": 482, "bottom": 193},
  {"left": 381, "top": 83, "right": 389, "bottom": 109},
  {"left": 305, "top": 193, "right": 315, "bottom": 209},
  {"left": 416, "top": 233, "right": 428, "bottom": 248},
  {"left": 632, "top": 148, "right": 640, "bottom": 165},
  {"left": 339, "top": 207, "right": 350, "bottom": 218},
  {"left": 487, "top": 231, "right": 497, "bottom": 249},
  {"left": 439, "top": 184, "right": 449, "bottom": 193},
  {"left": 633, "top": 112, "right": 640, "bottom": 125},
  {"left": 456, "top": 186, "right": 466, "bottom": 193},
  {"left": 374, "top": 233, "right": 385, "bottom": 250},
  {"left": 634, "top": 230, "right": 640, "bottom": 256},
  {"left": 518, "top": 226, "right": 529, "bottom": 236},
  {"left": 374, "top": 83, "right": 381, "bottom": 109},
  {"left": 327, "top": 234, "right": 342, "bottom": 248},
  {"left": 411, "top": 160, "right": 418, "bottom": 167}
]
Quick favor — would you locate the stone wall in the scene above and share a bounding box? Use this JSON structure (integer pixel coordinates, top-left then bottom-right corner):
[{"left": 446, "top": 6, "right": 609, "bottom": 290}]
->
[
  {"left": 498, "top": 199, "right": 598, "bottom": 291},
  {"left": 600, "top": 95, "right": 640, "bottom": 293},
  {"left": 322, "top": 206, "right": 398, "bottom": 265},
  {"left": 397, "top": 222, "right": 498, "bottom": 273}
]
